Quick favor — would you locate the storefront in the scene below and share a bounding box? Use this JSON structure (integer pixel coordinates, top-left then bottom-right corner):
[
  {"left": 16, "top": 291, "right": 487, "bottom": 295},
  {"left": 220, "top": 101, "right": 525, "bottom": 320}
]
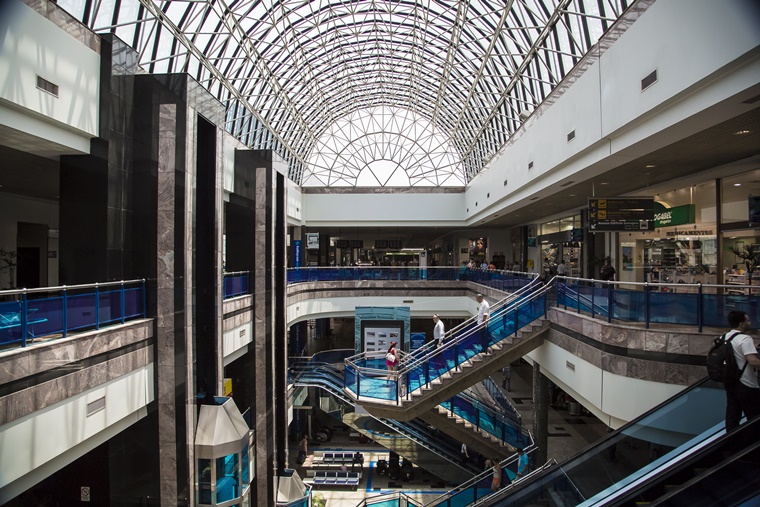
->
[
  {"left": 616, "top": 169, "right": 759, "bottom": 291},
  {"left": 538, "top": 214, "right": 583, "bottom": 277}
]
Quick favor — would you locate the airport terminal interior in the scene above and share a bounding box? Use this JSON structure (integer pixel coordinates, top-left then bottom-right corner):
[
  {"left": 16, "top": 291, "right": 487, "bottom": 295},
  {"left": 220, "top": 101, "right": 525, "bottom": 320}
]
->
[{"left": 0, "top": 0, "right": 759, "bottom": 505}]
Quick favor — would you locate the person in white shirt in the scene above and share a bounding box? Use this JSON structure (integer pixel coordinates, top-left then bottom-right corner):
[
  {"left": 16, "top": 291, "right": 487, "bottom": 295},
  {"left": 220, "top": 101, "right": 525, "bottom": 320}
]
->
[
  {"left": 476, "top": 294, "right": 490, "bottom": 325},
  {"left": 557, "top": 260, "right": 567, "bottom": 276},
  {"left": 724, "top": 310, "right": 760, "bottom": 433},
  {"left": 460, "top": 443, "right": 469, "bottom": 466},
  {"left": 432, "top": 314, "right": 445, "bottom": 348}
]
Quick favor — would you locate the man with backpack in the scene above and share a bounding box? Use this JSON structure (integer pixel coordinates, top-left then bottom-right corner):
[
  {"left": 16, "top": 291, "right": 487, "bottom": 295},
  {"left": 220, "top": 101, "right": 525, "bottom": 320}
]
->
[{"left": 722, "top": 311, "right": 760, "bottom": 433}]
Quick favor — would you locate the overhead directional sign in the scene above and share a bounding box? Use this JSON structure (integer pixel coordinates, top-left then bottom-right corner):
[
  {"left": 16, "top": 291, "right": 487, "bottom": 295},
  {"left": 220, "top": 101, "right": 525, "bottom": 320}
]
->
[{"left": 588, "top": 197, "right": 654, "bottom": 232}]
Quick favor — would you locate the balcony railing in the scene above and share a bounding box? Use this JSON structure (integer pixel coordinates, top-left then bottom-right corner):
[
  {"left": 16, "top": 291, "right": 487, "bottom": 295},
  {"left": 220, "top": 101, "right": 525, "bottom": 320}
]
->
[
  {"left": 0, "top": 279, "right": 146, "bottom": 348},
  {"left": 223, "top": 271, "right": 250, "bottom": 299},
  {"left": 287, "top": 266, "right": 536, "bottom": 292},
  {"left": 557, "top": 277, "right": 759, "bottom": 332}
]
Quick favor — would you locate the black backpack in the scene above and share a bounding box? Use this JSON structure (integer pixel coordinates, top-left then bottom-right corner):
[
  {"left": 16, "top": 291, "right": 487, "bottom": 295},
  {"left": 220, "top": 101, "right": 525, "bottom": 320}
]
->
[{"left": 706, "top": 331, "right": 747, "bottom": 384}]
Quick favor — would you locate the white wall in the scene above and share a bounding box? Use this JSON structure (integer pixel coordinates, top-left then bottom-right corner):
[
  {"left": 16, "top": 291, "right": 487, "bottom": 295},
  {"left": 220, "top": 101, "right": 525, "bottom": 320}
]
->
[
  {"left": 527, "top": 341, "right": 685, "bottom": 429},
  {"left": 0, "top": 364, "right": 154, "bottom": 503},
  {"left": 287, "top": 296, "right": 474, "bottom": 327},
  {"left": 223, "top": 322, "right": 253, "bottom": 363},
  {"left": 302, "top": 192, "right": 466, "bottom": 227},
  {"left": 0, "top": 0, "right": 99, "bottom": 152},
  {"left": 287, "top": 180, "right": 304, "bottom": 225}
]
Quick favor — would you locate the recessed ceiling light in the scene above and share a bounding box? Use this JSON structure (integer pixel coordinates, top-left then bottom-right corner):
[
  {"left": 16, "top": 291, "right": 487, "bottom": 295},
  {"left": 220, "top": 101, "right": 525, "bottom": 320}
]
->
[
  {"left": 734, "top": 183, "right": 742, "bottom": 186},
  {"left": 600, "top": 182, "right": 609, "bottom": 185},
  {"left": 645, "top": 164, "right": 656, "bottom": 168},
  {"left": 734, "top": 130, "right": 751, "bottom": 135},
  {"left": 568, "top": 194, "right": 576, "bottom": 197}
]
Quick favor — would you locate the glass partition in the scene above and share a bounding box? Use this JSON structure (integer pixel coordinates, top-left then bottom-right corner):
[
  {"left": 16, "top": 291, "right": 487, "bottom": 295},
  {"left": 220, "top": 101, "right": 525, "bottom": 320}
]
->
[{"left": 488, "top": 380, "right": 726, "bottom": 506}]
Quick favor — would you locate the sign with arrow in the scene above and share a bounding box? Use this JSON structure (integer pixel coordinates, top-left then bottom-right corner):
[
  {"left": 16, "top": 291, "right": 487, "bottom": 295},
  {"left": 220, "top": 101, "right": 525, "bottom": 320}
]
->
[{"left": 588, "top": 197, "right": 654, "bottom": 232}]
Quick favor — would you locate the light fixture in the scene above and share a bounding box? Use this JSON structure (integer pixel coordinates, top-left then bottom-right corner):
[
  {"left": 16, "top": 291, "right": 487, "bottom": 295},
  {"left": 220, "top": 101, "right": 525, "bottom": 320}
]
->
[
  {"left": 600, "top": 182, "right": 609, "bottom": 185},
  {"left": 569, "top": 194, "right": 576, "bottom": 197},
  {"left": 734, "top": 183, "right": 742, "bottom": 186},
  {"left": 734, "top": 130, "right": 751, "bottom": 135},
  {"left": 645, "top": 164, "right": 656, "bottom": 168}
]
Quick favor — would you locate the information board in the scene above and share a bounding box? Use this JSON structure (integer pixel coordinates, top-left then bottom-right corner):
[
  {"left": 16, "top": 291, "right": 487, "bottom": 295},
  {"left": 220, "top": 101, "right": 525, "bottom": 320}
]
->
[{"left": 588, "top": 197, "right": 654, "bottom": 232}]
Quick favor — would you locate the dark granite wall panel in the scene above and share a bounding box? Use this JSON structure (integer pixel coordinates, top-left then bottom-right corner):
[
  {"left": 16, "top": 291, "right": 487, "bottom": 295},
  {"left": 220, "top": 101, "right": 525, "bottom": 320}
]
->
[{"left": 60, "top": 35, "right": 140, "bottom": 285}]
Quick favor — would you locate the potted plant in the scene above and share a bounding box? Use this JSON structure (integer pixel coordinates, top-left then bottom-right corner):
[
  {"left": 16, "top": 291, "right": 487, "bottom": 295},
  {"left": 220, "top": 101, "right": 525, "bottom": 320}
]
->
[
  {"left": 0, "top": 249, "right": 17, "bottom": 289},
  {"left": 728, "top": 244, "right": 759, "bottom": 288}
]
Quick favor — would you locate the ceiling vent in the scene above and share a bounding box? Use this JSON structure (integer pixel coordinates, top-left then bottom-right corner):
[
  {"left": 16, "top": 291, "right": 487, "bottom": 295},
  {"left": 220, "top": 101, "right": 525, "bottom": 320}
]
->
[
  {"left": 528, "top": 161, "right": 534, "bottom": 170},
  {"left": 36, "top": 75, "right": 59, "bottom": 97},
  {"left": 530, "top": 196, "right": 540, "bottom": 201},
  {"left": 742, "top": 94, "right": 760, "bottom": 104},
  {"left": 641, "top": 69, "right": 658, "bottom": 91},
  {"left": 503, "top": 179, "right": 508, "bottom": 186},
  {"left": 567, "top": 130, "right": 575, "bottom": 142},
  {"left": 560, "top": 181, "right": 575, "bottom": 187}
]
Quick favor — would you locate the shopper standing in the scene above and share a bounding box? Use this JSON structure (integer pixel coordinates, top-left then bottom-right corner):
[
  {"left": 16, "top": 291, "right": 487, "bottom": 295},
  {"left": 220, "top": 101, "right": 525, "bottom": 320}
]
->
[
  {"left": 385, "top": 341, "right": 398, "bottom": 381},
  {"left": 724, "top": 310, "right": 760, "bottom": 433},
  {"left": 460, "top": 443, "right": 469, "bottom": 466},
  {"left": 433, "top": 314, "right": 445, "bottom": 348},
  {"left": 516, "top": 448, "right": 528, "bottom": 478},
  {"left": 476, "top": 294, "right": 490, "bottom": 325}
]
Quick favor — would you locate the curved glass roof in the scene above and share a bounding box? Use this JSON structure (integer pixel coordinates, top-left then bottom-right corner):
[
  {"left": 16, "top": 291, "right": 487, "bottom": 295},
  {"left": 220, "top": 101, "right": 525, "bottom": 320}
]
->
[{"left": 61, "top": 0, "right": 632, "bottom": 186}]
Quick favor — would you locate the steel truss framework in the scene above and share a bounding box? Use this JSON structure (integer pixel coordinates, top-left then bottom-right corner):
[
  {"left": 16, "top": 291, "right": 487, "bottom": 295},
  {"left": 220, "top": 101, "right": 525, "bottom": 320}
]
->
[{"left": 61, "top": 0, "right": 631, "bottom": 186}]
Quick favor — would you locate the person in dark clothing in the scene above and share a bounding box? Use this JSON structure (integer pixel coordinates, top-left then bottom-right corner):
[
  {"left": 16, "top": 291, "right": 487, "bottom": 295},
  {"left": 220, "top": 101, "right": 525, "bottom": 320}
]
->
[{"left": 600, "top": 259, "right": 616, "bottom": 281}]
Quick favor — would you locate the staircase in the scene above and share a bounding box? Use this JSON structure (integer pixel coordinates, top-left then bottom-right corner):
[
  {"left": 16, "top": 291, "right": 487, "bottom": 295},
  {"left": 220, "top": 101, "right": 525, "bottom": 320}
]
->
[{"left": 346, "top": 316, "right": 549, "bottom": 421}]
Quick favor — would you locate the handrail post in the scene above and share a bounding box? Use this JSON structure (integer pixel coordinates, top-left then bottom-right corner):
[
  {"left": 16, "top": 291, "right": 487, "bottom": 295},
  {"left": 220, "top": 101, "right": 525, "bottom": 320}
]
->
[
  {"left": 142, "top": 279, "right": 147, "bottom": 318},
  {"left": 95, "top": 283, "right": 100, "bottom": 329},
  {"left": 120, "top": 281, "right": 126, "bottom": 324},
  {"left": 62, "top": 286, "right": 68, "bottom": 338},
  {"left": 697, "top": 283, "right": 703, "bottom": 333},
  {"left": 514, "top": 306, "right": 518, "bottom": 337},
  {"left": 21, "top": 290, "right": 28, "bottom": 347},
  {"left": 607, "top": 282, "right": 613, "bottom": 324},
  {"left": 591, "top": 280, "right": 596, "bottom": 320},
  {"left": 644, "top": 282, "right": 650, "bottom": 329}
]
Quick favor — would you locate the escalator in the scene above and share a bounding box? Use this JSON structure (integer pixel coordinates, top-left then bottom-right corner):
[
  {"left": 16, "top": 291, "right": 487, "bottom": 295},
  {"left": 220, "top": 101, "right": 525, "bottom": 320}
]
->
[
  {"left": 478, "top": 377, "right": 736, "bottom": 506},
  {"left": 607, "top": 416, "right": 760, "bottom": 506}
]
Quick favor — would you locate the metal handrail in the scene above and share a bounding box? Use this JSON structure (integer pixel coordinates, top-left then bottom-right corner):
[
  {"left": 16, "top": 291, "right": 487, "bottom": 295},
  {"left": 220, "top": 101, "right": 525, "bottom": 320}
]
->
[
  {"left": 558, "top": 275, "right": 743, "bottom": 290},
  {"left": 0, "top": 278, "right": 146, "bottom": 296},
  {"left": 222, "top": 270, "right": 250, "bottom": 277},
  {"left": 399, "top": 278, "right": 552, "bottom": 374}
]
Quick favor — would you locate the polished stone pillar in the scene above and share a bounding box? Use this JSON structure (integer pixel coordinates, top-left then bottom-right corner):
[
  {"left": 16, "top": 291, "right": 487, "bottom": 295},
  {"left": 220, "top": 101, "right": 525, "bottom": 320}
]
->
[{"left": 532, "top": 363, "right": 549, "bottom": 467}]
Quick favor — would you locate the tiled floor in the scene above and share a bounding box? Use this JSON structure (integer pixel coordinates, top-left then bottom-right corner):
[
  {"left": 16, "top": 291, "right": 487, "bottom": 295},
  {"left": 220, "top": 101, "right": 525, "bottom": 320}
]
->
[{"left": 290, "top": 359, "right": 609, "bottom": 507}]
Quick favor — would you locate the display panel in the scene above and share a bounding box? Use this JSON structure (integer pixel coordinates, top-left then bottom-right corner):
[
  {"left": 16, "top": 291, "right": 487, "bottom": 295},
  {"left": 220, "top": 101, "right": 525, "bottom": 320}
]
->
[{"left": 361, "top": 320, "right": 403, "bottom": 354}]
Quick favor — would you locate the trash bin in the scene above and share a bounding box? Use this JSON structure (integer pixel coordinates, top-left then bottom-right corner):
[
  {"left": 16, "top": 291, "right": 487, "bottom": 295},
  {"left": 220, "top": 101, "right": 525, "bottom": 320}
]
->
[{"left": 568, "top": 401, "right": 581, "bottom": 416}]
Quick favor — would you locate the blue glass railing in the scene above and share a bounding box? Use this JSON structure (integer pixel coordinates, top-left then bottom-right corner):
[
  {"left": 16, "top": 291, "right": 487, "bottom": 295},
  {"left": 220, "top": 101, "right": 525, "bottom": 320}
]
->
[
  {"left": 223, "top": 271, "right": 250, "bottom": 299},
  {"left": 557, "top": 277, "right": 760, "bottom": 332},
  {"left": 291, "top": 363, "right": 484, "bottom": 472},
  {"left": 486, "top": 378, "right": 727, "bottom": 507},
  {"left": 344, "top": 279, "right": 549, "bottom": 411},
  {"left": 0, "top": 279, "right": 146, "bottom": 347},
  {"left": 425, "top": 450, "right": 542, "bottom": 507},
  {"left": 439, "top": 392, "right": 532, "bottom": 450},
  {"left": 481, "top": 377, "right": 522, "bottom": 424},
  {"left": 287, "top": 266, "right": 535, "bottom": 291}
]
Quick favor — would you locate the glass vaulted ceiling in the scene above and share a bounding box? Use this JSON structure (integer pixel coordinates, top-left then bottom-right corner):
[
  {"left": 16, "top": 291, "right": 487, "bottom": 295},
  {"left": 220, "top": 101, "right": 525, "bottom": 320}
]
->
[{"left": 62, "top": 0, "right": 631, "bottom": 187}]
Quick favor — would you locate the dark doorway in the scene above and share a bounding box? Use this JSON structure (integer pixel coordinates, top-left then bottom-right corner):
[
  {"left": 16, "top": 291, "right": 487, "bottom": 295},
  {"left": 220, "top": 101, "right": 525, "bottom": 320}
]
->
[{"left": 16, "top": 247, "right": 40, "bottom": 288}]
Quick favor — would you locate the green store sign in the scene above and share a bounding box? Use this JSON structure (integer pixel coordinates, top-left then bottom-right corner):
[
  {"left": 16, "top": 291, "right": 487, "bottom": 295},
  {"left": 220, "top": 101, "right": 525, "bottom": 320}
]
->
[{"left": 653, "top": 203, "right": 695, "bottom": 228}]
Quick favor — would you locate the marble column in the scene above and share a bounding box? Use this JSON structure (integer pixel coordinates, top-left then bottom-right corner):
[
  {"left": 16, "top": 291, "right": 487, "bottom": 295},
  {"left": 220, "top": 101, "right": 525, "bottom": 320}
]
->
[
  {"left": 253, "top": 165, "right": 275, "bottom": 507},
  {"left": 532, "top": 363, "right": 549, "bottom": 467},
  {"left": 156, "top": 102, "right": 179, "bottom": 507}
]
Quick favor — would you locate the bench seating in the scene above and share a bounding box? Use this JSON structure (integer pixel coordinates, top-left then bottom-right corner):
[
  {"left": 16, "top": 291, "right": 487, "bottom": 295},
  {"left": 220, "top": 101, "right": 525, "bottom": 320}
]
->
[
  {"left": 311, "top": 471, "right": 360, "bottom": 488},
  {"left": 313, "top": 451, "right": 357, "bottom": 464}
]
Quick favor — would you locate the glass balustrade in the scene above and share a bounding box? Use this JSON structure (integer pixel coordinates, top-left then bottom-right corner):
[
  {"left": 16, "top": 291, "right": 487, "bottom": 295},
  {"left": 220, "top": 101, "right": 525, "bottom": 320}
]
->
[{"left": 0, "top": 280, "right": 146, "bottom": 347}]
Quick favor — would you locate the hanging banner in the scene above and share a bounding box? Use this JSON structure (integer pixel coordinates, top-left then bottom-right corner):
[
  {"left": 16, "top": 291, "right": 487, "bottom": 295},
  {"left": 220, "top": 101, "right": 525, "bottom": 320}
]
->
[{"left": 293, "top": 239, "right": 302, "bottom": 268}]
